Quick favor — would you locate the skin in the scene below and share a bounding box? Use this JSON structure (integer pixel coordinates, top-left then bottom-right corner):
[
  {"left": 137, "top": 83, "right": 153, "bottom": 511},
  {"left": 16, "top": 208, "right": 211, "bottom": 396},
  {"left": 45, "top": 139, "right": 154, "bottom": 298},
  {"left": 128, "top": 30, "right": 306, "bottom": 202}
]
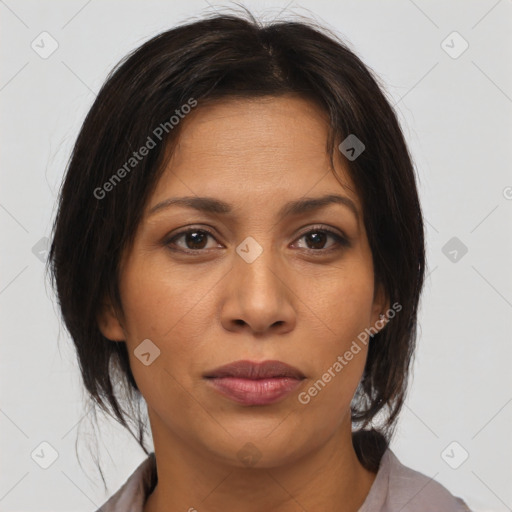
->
[{"left": 98, "top": 95, "right": 389, "bottom": 512}]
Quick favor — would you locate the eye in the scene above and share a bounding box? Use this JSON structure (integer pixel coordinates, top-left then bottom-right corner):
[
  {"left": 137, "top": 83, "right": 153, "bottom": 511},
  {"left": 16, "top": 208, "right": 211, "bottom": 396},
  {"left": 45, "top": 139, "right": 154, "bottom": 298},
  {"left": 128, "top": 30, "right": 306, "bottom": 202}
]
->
[
  {"left": 293, "top": 226, "right": 350, "bottom": 253},
  {"left": 164, "top": 225, "right": 350, "bottom": 254},
  {"left": 165, "top": 228, "right": 219, "bottom": 252}
]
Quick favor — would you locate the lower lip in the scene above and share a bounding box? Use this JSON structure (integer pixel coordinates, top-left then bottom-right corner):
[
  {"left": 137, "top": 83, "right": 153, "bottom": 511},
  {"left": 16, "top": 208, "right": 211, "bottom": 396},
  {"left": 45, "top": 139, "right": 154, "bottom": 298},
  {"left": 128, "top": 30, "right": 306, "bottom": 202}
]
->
[{"left": 206, "top": 377, "right": 303, "bottom": 405}]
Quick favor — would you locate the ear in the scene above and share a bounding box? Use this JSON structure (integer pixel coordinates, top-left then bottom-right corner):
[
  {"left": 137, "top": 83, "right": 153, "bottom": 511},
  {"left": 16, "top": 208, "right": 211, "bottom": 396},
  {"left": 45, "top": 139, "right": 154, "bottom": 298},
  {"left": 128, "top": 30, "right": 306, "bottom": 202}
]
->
[
  {"left": 97, "top": 297, "right": 126, "bottom": 342},
  {"left": 370, "top": 280, "right": 390, "bottom": 334}
]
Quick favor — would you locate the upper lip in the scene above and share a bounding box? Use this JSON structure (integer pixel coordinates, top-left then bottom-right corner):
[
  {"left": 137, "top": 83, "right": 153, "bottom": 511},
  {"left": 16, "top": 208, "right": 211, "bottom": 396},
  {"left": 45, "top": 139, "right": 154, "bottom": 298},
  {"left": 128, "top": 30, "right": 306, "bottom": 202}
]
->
[{"left": 204, "top": 360, "right": 305, "bottom": 380}]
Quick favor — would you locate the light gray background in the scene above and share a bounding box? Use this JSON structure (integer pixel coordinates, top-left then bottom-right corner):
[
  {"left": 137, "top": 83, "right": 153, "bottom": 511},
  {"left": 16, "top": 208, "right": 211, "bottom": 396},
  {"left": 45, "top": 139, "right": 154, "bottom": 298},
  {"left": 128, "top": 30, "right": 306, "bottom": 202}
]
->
[{"left": 1, "top": 1, "right": 511, "bottom": 511}]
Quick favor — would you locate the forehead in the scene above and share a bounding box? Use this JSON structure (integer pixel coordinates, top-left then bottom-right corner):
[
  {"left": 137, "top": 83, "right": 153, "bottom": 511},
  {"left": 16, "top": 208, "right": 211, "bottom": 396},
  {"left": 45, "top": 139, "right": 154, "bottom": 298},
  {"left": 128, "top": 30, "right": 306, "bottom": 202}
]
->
[
  {"left": 148, "top": 95, "right": 360, "bottom": 214},
  {"left": 171, "top": 95, "right": 330, "bottom": 166}
]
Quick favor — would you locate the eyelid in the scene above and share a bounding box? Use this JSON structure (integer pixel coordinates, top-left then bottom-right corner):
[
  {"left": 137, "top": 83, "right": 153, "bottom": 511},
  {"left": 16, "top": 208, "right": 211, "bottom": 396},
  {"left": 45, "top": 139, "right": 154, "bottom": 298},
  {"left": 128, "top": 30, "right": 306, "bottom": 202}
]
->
[
  {"left": 162, "top": 225, "right": 221, "bottom": 250},
  {"left": 295, "top": 224, "right": 347, "bottom": 240},
  {"left": 292, "top": 224, "right": 351, "bottom": 251},
  {"left": 164, "top": 224, "right": 351, "bottom": 254}
]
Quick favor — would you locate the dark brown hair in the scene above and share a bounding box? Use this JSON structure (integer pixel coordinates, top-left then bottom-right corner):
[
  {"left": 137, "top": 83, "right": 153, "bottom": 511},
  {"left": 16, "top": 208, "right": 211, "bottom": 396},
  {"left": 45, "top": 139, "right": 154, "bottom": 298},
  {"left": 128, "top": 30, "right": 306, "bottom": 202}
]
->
[{"left": 47, "top": 9, "right": 425, "bottom": 480}]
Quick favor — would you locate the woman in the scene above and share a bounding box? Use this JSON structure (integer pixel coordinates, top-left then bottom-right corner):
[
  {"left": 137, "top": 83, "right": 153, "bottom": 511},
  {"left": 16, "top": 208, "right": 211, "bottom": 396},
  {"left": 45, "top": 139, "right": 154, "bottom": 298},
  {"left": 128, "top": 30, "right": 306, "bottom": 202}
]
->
[{"left": 48, "top": 10, "right": 472, "bottom": 512}]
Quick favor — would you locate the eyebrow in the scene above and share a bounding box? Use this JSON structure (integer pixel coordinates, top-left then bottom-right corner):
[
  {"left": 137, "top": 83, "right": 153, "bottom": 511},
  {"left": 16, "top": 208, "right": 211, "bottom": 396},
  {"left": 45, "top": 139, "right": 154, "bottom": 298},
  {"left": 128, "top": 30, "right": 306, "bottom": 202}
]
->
[{"left": 148, "top": 193, "right": 359, "bottom": 223}]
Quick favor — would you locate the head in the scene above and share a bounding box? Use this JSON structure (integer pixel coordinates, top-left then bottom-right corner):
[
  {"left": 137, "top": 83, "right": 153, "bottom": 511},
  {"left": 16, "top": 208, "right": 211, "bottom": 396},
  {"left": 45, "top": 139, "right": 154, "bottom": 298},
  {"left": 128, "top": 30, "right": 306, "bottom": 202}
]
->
[{"left": 48, "top": 11, "right": 425, "bottom": 477}]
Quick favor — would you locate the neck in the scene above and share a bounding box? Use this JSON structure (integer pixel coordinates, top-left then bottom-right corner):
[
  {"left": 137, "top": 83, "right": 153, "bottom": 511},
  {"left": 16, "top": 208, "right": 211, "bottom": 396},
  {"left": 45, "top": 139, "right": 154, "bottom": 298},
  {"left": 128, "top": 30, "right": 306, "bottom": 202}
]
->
[{"left": 144, "top": 414, "right": 377, "bottom": 512}]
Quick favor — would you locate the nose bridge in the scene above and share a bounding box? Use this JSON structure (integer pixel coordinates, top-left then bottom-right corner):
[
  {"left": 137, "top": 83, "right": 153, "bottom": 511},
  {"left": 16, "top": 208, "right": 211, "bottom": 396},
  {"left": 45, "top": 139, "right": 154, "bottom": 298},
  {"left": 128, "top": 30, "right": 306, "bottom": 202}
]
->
[
  {"left": 234, "top": 233, "right": 282, "bottom": 299},
  {"left": 222, "top": 232, "right": 296, "bottom": 333}
]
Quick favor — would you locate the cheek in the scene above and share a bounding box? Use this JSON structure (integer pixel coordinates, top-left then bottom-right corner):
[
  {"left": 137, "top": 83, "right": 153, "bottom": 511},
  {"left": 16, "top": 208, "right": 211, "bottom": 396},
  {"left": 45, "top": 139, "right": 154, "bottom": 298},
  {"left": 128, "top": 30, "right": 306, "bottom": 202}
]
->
[
  {"left": 298, "top": 263, "right": 374, "bottom": 416},
  {"left": 311, "top": 262, "right": 375, "bottom": 336},
  {"left": 118, "top": 240, "right": 375, "bottom": 375},
  {"left": 119, "top": 256, "right": 210, "bottom": 340},
  {"left": 117, "top": 263, "right": 208, "bottom": 409},
  {"left": 299, "top": 337, "right": 368, "bottom": 429},
  {"left": 118, "top": 256, "right": 220, "bottom": 386}
]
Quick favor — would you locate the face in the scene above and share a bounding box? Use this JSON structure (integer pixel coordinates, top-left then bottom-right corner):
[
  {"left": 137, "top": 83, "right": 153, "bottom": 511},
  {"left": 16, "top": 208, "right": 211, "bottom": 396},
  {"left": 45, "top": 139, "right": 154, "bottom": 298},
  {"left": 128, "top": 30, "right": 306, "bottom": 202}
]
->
[{"left": 99, "top": 95, "right": 388, "bottom": 468}]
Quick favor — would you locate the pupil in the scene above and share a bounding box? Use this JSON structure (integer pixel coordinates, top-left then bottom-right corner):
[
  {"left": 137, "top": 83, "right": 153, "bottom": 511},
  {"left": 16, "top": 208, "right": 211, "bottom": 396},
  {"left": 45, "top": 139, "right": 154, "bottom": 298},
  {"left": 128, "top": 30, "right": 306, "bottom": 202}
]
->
[
  {"left": 308, "top": 232, "right": 325, "bottom": 249},
  {"left": 184, "top": 231, "right": 327, "bottom": 250},
  {"left": 187, "top": 231, "right": 207, "bottom": 249}
]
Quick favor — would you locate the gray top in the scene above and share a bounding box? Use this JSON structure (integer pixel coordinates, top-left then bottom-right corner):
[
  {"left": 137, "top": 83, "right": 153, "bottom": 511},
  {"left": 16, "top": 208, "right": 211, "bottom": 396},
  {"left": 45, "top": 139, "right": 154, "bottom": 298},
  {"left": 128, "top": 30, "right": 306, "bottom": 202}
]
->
[{"left": 96, "top": 449, "right": 472, "bottom": 511}]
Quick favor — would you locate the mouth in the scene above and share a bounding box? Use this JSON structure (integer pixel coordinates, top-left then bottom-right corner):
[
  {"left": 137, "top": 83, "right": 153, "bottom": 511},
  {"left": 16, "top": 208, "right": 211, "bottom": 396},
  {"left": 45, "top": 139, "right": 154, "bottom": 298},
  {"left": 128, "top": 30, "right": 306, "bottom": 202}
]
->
[{"left": 203, "top": 360, "right": 305, "bottom": 406}]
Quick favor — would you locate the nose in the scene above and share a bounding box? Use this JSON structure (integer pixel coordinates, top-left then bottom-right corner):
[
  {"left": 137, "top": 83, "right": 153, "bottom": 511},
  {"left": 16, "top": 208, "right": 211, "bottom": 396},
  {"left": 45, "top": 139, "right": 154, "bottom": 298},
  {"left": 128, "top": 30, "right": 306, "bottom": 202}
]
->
[{"left": 220, "top": 243, "right": 296, "bottom": 336}]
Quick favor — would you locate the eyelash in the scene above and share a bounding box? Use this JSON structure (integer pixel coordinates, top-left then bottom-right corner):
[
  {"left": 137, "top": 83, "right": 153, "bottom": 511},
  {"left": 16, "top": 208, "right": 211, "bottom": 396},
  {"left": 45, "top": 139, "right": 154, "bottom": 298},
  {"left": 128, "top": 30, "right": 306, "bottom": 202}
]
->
[{"left": 164, "top": 225, "right": 350, "bottom": 256}]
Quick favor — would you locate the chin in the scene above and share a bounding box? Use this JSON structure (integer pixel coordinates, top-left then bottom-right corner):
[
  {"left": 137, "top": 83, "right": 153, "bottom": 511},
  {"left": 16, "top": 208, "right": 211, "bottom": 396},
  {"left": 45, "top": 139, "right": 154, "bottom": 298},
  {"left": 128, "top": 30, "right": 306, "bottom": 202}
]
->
[{"left": 197, "top": 422, "right": 318, "bottom": 470}]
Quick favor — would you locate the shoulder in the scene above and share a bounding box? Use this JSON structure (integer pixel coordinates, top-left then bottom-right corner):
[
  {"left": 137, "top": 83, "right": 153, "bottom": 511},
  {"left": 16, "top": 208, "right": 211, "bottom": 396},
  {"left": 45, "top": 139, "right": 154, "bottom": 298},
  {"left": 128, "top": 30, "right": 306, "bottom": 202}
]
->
[
  {"left": 359, "top": 449, "right": 473, "bottom": 512},
  {"left": 95, "top": 452, "right": 157, "bottom": 512}
]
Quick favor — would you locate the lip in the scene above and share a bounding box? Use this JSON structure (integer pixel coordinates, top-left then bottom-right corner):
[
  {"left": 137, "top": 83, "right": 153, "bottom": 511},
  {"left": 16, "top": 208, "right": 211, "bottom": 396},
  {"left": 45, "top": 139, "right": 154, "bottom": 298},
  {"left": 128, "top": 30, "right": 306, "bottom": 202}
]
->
[{"left": 204, "top": 360, "right": 305, "bottom": 406}]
